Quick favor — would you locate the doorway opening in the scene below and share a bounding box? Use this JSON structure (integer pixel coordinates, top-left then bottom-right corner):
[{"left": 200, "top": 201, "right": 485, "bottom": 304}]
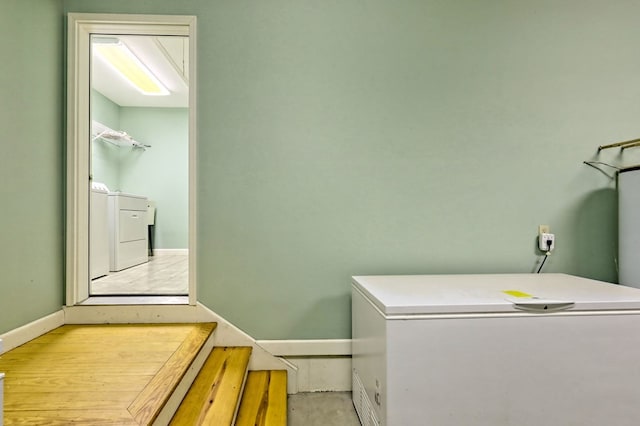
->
[{"left": 66, "top": 14, "right": 197, "bottom": 306}]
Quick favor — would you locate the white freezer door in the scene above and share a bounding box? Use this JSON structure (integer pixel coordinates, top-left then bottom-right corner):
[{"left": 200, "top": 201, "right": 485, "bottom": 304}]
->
[{"left": 383, "top": 313, "right": 640, "bottom": 426}]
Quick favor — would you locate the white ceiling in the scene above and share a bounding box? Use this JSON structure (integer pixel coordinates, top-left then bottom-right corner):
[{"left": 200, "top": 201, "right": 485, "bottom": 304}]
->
[{"left": 91, "top": 35, "right": 189, "bottom": 108}]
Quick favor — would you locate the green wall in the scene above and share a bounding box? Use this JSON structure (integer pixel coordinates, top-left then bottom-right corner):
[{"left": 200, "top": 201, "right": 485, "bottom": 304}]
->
[
  {"left": 91, "top": 90, "right": 121, "bottom": 191},
  {"left": 91, "top": 90, "right": 189, "bottom": 249},
  {"left": 0, "top": 0, "right": 64, "bottom": 334},
  {"left": 3, "top": 0, "right": 640, "bottom": 338},
  {"left": 119, "top": 107, "right": 189, "bottom": 249}
]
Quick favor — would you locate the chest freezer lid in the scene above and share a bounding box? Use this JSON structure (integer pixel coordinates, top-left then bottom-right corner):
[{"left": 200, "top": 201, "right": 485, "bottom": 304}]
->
[{"left": 352, "top": 273, "right": 640, "bottom": 315}]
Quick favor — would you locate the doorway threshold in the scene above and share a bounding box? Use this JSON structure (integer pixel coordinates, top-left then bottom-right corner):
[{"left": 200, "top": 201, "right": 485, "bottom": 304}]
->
[{"left": 80, "top": 296, "right": 189, "bottom": 305}]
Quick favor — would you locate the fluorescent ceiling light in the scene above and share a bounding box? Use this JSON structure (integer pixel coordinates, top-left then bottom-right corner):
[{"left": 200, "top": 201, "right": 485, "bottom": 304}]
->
[{"left": 93, "top": 38, "right": 169, "bottom": 96}]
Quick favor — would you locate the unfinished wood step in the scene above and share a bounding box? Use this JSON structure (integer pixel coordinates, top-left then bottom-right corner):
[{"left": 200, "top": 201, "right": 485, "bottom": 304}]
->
[
  {"left": 129, "top": 322, "right": 217, "bottom": 425},
  {"left": 169, "top": 346, "right": 252, "bottom": 425},
  {"left": 236, "top": 370, "right": 287, "bottom": 426},
  {"left": 0, "top": 323, "right": 217, "bottom": 425}
]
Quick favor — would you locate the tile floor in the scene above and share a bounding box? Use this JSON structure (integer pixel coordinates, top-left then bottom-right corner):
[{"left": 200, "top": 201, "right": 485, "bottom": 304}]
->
[
  {"left": 90, "top": 254, "right": 188, "bottom": 296},
  {"left": 288, "top": 392, "right": 361, "bottom": 425},
  {"left": 80, "top": 295, "right": 189, "bottom": 305}
]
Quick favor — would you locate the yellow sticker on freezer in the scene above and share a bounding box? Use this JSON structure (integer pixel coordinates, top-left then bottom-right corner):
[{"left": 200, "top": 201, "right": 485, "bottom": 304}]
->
[{"left": 502, "top": 290, "right": 533, "bottom": 298}]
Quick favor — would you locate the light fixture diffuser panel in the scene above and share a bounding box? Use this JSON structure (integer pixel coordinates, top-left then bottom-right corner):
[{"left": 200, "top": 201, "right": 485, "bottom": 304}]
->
[{"left": 93, "top": 41, "right": 169, "bottom": 96}]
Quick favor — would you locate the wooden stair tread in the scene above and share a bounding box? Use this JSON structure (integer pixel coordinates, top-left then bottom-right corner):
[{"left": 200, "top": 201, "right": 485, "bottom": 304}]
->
[
  {"left": 169, "top": 346, "right": 252, "bottom": 425},
  {"left": 128, "top": 322, "right": 217, "bottom": 425},
  {"left": 236, "top": 370, "right": 288, "bottom": 426},
  {"left": 0, "top": 323, "right": 217, "bottom": 425}
]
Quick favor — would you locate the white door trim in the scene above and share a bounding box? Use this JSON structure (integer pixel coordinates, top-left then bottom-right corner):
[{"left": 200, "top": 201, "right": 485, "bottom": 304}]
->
[{"left": 66, "top": 13, "right": 198, "bottom": 306}]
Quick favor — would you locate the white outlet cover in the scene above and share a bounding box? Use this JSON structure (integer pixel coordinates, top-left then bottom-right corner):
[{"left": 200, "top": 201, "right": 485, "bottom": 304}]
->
[{"left": 539, "top": 233, "right": 555, "bottom": 251}]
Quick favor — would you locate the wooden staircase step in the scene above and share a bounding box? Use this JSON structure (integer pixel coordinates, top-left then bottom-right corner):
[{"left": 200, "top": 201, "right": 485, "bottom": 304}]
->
[
  {"left": 236, "top": 370, "right": 288, "bottom": 426},
  {"left": 0, "top": 323, "right": 218, "bottom": 425},
  {"left": 128, "top": 322, "right": 217, "bottom": 425},
  {"left": 169, "top": 346, "right": 252, "bottom": 425}
]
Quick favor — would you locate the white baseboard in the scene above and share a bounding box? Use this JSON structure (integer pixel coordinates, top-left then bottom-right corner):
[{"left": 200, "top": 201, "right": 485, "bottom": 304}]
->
[
  {"left": 256, "top": 339, "right": 353, "bottom": 392},
  {"left": 152, "top": 249, "right": 188, "bottom": 256},
  {"left": 257, "top": 339, "right": 352, "bottom": 356},
  {"left": 0, "top": 311, "right": 65, "bottom": 354},
  {"left": 63, "top": 304, "right": 202, "bottom": 323}
]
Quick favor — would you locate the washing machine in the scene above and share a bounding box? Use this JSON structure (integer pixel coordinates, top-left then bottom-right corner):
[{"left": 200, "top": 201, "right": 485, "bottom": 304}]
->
[{"left": 90, "top": 182, "right": 109, "bottom": 279}]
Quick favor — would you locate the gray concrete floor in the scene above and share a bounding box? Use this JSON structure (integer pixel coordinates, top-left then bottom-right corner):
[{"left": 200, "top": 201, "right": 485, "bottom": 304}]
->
[{"left": 288, "top": 392, "right": 361, "bottom": 425}]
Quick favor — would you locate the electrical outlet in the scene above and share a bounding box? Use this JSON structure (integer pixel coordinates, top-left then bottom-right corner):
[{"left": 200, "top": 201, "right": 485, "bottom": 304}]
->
[{"left": 539, "top": 233, "right": 555, "bottom": 251}]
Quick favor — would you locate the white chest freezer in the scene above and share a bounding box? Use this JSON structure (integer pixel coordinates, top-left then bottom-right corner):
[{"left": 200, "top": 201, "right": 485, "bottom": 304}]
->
[{"left": 352, "top": 273, "right": 640, "bottom": 426}]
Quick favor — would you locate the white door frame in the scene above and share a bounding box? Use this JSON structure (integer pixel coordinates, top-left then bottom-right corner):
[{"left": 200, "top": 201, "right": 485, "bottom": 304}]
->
[{"left": 66, "top": 13, "right": 197, "bottom": 306}]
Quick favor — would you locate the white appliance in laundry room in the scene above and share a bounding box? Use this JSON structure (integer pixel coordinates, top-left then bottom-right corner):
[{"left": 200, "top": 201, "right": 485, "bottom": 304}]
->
[
  {"left": 108, "top": 192, "right": 149, "bottom": 271},
  {"left": 90, "top": 182, "right": 109, "bottom": 279},
  {"left": 352, "top": 273, "right": 640, "bottom": 426}
]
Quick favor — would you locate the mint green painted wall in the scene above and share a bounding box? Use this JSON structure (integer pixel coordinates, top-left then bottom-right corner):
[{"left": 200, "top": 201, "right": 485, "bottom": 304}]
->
[
  {"left": 0, "top": 0, "right": 64, "bottom": 334},
  {"left": 58, "top": 1, "right": 640, "bottom": 340},
  {"left": 91, "top": 93, "right": 189, "bottom": 249},
  {"left": 119, "top": 108, "right": 189, "bottom": 249},
  {"left": 91, "top": 90, "right": 121, "bottom": 191}
]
